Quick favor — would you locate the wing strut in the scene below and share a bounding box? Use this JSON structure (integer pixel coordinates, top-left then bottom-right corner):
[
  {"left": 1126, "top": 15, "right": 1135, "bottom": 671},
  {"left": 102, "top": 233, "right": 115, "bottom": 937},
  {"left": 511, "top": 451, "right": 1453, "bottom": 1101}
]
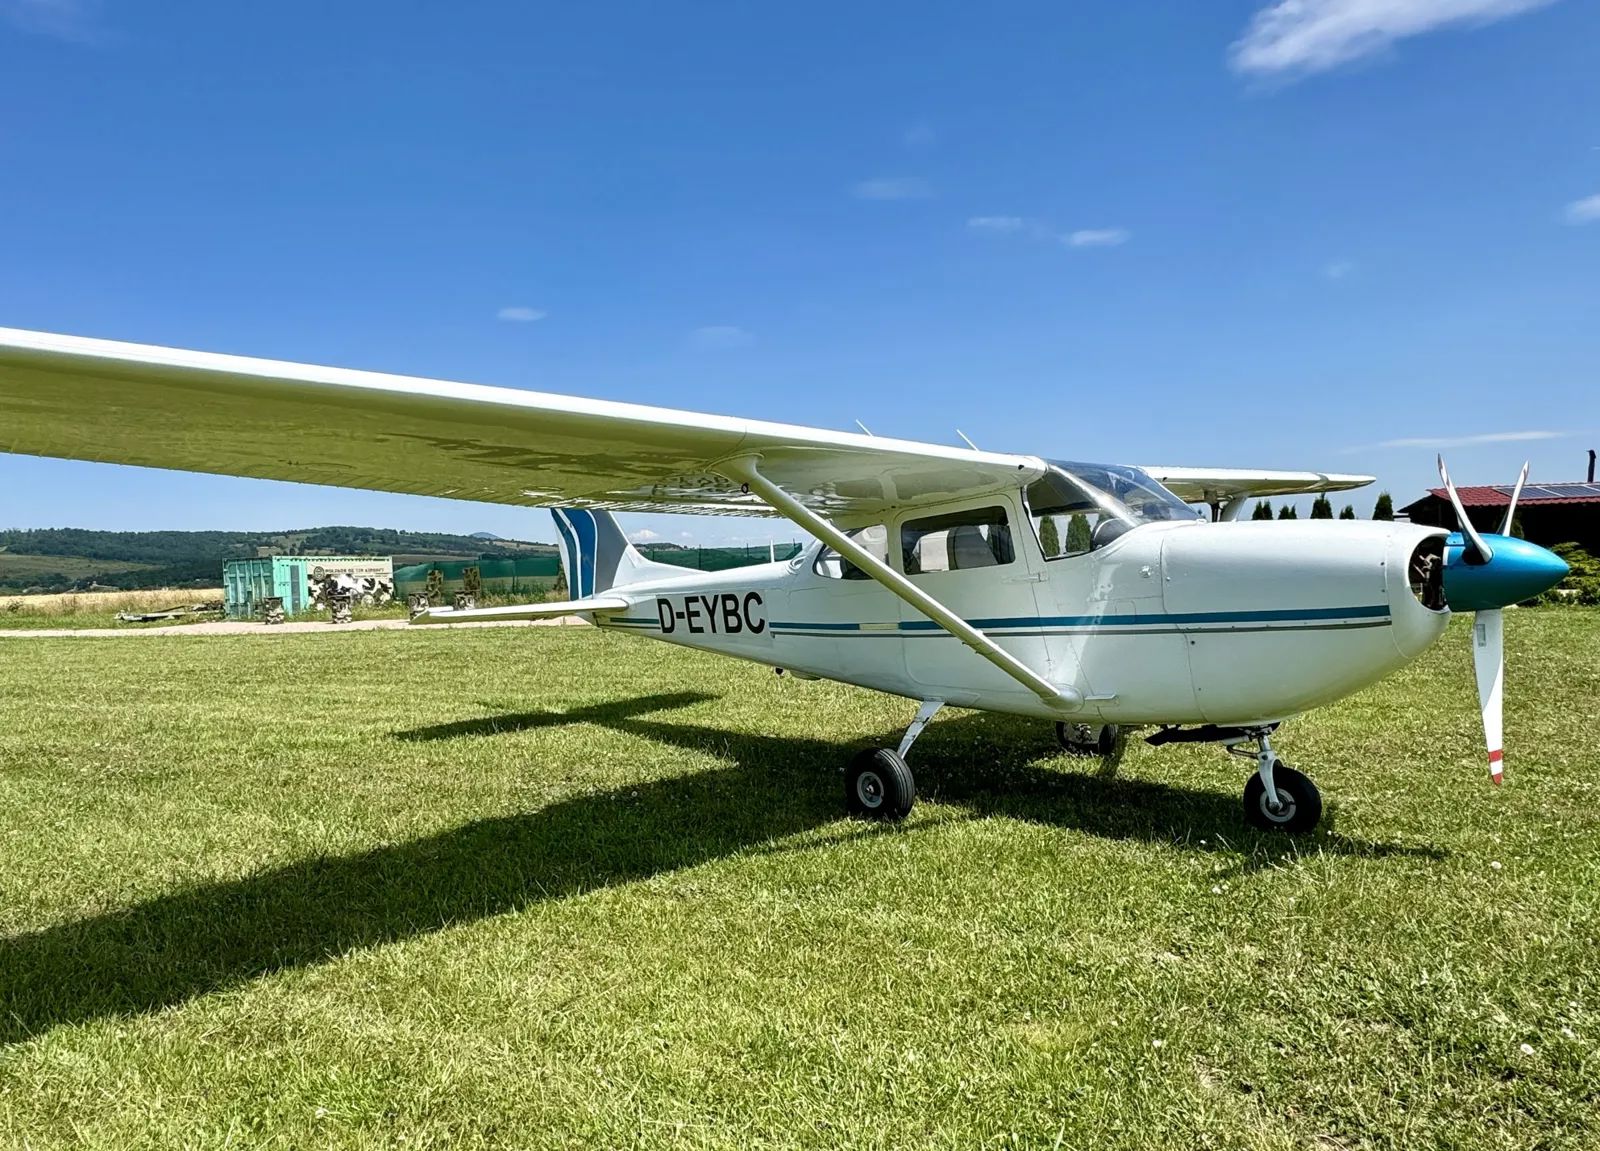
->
[{"left": 722, "top": 457, "right": 1082, "bottom": 711}]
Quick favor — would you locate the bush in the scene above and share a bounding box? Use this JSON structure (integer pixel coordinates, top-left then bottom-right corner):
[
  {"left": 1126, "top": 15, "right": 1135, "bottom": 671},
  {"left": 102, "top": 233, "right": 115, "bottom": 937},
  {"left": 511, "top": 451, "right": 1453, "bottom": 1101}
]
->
[
  {"left": 1373, "top": 492, "right": 1394, "bottom": 521},
  {"left": 1535, "top": 543, "right": 1600, "bottom": 606}
]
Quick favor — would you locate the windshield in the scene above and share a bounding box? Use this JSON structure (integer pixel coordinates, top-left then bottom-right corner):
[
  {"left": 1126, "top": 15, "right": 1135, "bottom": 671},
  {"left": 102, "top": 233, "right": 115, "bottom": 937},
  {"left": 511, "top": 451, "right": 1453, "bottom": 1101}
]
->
[
  {"left": 1025, "top": 462, "right": 1197, "bottom": 559},
  {"left": 1044, "top": 461, "right": 1200, "bottom": 525},
  {"left": 1033, "top": 461, "right": 1199, "bottom": 527}
]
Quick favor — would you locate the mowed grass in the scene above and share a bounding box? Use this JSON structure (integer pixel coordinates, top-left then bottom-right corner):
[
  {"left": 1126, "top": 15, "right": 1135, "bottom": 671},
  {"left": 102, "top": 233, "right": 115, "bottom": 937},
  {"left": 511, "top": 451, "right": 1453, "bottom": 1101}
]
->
[{"left": 0, "top": 612, "right": 1596, "bottom": 1149}]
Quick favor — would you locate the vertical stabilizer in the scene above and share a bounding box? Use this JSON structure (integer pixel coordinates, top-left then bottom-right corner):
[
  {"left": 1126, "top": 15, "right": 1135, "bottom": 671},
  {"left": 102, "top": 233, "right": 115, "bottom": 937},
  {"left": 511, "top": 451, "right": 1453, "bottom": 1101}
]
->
[{"left": 550, "top": 509, "right": 679, "bottom": 597}]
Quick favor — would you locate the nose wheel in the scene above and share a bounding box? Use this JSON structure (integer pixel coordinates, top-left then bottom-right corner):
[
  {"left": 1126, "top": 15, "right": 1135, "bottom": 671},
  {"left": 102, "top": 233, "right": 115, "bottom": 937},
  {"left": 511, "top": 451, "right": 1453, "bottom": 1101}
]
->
[
  {"left": 1231, "top": 729, "right": 1322, "bottom": 834},
  {"left": 1242, "top": 761, "right": 1321, "bottom": 833}
]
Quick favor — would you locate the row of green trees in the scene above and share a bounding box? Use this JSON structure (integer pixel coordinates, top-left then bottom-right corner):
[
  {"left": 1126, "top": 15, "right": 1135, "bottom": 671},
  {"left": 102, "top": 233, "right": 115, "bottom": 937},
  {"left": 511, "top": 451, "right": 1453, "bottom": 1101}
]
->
[
  {"left": 1037, "top": 514, "right": 1094, "bottom": 557},
  {"left": 1250, "top": 492, "right": 1394, "bottom": 521}
]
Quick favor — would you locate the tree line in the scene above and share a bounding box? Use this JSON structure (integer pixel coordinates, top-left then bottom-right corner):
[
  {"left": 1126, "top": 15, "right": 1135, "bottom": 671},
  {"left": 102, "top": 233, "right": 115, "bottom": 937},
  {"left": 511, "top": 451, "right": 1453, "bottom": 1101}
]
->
[{"left": 1250, "top": 492, "right": 1394, "bottom": 521}]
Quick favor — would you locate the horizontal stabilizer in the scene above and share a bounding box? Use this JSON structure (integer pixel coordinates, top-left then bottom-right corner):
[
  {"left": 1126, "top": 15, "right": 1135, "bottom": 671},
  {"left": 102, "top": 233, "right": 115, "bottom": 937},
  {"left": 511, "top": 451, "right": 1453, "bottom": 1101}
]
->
[
  {"left": 409, "top": 596, "right": 629, "bottom": 626},
  {"left": 1141, "top": 466, "right": 1374, "bottom": 502}
]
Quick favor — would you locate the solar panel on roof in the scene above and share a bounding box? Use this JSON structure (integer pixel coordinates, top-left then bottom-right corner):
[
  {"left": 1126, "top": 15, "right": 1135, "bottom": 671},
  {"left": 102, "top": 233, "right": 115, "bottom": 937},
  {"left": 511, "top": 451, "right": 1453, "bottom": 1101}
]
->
[{"left": 1490, "top": 482, "right": 1600, "bottom": 500}]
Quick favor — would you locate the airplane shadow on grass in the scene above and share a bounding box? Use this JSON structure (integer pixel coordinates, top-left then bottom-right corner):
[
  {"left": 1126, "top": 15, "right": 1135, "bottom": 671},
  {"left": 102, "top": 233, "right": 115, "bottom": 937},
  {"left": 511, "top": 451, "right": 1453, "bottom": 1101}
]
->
[{"left": 0, "top": 692, "right": 1442, "bottom": 1045}]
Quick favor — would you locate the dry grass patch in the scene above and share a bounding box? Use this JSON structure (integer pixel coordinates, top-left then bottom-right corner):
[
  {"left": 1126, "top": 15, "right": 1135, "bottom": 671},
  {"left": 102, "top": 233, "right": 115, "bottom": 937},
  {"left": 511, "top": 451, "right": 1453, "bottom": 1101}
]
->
[{"left": 0, "top": 587, "right": 223, "bottom": 624}]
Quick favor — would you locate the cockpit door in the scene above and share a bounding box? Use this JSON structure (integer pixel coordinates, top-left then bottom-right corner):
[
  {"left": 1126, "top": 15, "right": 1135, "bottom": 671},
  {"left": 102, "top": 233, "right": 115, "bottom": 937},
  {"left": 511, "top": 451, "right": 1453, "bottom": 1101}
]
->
[{"left": 895, "top": 494, "right": 1053, "bottom": 702}]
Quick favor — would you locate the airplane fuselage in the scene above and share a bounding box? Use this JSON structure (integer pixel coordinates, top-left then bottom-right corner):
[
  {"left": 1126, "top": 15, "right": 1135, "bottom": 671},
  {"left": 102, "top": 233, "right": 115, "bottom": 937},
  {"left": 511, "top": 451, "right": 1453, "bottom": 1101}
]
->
[{"left": 591, "top": 505, "right": 1452, "bottom": 727}]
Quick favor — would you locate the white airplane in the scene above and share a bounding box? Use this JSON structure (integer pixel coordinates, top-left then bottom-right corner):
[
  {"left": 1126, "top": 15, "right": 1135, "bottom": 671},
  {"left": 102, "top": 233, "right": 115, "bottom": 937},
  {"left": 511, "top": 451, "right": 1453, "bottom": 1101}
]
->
[{"left": 0, "top": 329, "right": 1568, "bottom": 833}]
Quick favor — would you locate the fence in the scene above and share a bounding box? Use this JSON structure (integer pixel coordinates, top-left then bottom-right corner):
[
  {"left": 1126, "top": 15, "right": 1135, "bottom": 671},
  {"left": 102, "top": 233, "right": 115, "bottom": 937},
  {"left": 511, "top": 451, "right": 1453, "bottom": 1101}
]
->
[{"left": 393, "top": 543, "right": 803, "bottom": 600}]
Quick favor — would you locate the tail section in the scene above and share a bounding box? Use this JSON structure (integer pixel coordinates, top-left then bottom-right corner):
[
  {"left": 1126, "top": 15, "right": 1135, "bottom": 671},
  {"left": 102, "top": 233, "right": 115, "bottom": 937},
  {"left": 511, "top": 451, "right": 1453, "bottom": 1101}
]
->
[{"left": 551, "top": 508, "right": 678, "bottom": 598}]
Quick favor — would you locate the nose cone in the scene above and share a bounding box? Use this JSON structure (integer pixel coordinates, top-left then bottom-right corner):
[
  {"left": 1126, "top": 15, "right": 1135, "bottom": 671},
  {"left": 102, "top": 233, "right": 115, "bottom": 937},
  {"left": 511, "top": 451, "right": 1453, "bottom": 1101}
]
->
[{"left": 1442, "top": 533, "right": 1569, "bottom": 611}]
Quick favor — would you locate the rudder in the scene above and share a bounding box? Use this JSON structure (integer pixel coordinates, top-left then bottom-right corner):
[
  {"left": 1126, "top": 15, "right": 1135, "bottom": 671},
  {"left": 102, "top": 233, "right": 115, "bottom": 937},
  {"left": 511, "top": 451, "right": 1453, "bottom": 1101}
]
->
[{"left": 550, "top": 508, "right": 672, "bottom": 597}]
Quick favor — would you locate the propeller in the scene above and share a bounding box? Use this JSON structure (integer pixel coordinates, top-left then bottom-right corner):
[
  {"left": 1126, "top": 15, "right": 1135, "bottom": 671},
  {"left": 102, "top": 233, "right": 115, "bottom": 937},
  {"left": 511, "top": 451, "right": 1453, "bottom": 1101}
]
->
[
  {"left": 1473, "top": 608, "right": 1505, "bottom": 785},
  {"left": 1500, "top": 460, "right": 1529, "bottom": 535},
  {"left": 1437, "top": 455, "right": 1492, "bottom": 564},
  {"left": 1435, "top": 457, "right": 1567, "bottom": 784}
]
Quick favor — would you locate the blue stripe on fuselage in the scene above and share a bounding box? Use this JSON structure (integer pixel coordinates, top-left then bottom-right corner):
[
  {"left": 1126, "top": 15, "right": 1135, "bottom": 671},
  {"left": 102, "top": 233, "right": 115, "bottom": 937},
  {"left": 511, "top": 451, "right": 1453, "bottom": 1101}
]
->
[{"left": 767, "top": 604, "right": 1390, "bottom": 636}]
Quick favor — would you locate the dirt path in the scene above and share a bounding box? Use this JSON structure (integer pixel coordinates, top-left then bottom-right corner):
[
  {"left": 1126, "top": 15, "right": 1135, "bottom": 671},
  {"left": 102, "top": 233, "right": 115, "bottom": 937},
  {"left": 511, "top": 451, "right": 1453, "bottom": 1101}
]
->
[{"left": 0, "top": 617, "right": 588, "bottom": 639}]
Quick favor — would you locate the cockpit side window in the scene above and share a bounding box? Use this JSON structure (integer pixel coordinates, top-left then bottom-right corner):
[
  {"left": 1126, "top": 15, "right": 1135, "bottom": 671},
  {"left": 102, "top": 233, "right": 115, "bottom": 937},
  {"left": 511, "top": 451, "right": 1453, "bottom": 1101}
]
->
[
  {"left": 814, "top": 524, "right": 889, "bottom": 580},
  {"left": 1026, "top": 471, "right": 1107, "bottom": 560},
  {"left": 901, "top": 506, "right": 1014, "bottom": 574}
]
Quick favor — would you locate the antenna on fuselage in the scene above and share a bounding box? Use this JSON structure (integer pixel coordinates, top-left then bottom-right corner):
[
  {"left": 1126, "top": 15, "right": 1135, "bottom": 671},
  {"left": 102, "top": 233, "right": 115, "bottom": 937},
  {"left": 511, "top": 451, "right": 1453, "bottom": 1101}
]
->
[
  {"left": 854, "top": 419, "right": 875, "bottom": 436},
  {"left": 956, "top": 429, "right": 980, "bottom": 451}
]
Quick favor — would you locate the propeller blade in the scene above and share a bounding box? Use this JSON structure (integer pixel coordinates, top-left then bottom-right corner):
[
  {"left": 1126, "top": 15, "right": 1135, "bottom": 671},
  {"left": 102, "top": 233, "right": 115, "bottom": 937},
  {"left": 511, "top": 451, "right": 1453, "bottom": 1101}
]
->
[
  {"left": 1437, "top": 455, "right": 1493, "bottom": 564},
  {"left": 1500, "top": 460, "right": 1530, "bottom": 536},
  {"left": 1472, "top": 607, "right": 1505, "bottom": 785}
]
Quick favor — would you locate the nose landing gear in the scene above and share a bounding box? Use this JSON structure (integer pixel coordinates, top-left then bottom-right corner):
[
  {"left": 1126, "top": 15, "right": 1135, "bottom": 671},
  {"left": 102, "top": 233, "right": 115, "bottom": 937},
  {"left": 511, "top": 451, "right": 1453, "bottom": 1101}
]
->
[{"left": 1229, "top": 728, "right": 1322, "bottom": 834}]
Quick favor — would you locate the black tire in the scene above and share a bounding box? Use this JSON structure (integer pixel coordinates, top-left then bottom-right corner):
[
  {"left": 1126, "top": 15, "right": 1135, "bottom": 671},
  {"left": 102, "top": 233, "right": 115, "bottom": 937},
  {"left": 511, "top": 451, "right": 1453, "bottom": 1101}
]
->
[
  {"left": 1242, "top": 762, "right": 1322, "bottom": 834},
  {"left": 1055, "top": 721, "right": 1122, "bottom": 757},
  {"left": 845, "top": 748, "right": 915, "bottom": 821}
]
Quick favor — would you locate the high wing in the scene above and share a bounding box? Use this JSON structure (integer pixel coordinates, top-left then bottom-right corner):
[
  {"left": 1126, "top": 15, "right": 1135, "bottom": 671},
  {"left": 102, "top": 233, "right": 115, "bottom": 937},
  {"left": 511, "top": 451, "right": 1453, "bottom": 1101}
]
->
[
  {"left": 0, "top": 328, "right": 1043, "bottom": 524},
  {"left": 1139, "top": 466, "right": 1374, "bottom": 505}
]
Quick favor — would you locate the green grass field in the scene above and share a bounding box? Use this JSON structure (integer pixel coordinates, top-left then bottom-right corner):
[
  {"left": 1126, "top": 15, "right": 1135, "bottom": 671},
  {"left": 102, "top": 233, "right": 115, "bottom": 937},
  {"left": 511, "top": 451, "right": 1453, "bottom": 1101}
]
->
[
  {"left": 0, "top": 612, "right": 1596, "bottom": 1148},
  {"left": 0, "top": 552, "right": 153, "bottom": 587}
]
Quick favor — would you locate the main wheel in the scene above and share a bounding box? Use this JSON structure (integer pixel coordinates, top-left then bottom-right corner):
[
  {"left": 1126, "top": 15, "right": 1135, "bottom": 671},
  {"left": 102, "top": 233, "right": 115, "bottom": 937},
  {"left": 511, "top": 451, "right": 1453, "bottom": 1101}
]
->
[
  {"left": 1055, "top": 721, "right": 1121, "bottom": 757},
  {"left": 845, "top": 748, "right": 916, "bottom": 821},
  {"left": 1242, "top": 762, "right": 1322, "bottom": 834}
]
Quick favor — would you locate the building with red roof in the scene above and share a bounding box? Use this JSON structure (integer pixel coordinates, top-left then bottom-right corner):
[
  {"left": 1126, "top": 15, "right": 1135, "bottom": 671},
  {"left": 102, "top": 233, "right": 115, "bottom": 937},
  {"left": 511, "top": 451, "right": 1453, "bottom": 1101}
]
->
[{"left": 1400, "top": 451, "right": 1600, "bottom": 553}]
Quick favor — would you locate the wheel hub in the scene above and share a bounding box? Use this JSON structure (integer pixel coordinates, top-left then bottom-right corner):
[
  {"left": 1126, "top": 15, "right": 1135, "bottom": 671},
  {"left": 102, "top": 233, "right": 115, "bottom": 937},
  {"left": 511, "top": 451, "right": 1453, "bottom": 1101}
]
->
[
  {"left": 856, "top": 771, "right": 884, "bottom": 809},
  {"left": 1260, "top": 789, "right": 1297, "bottom": 822}
]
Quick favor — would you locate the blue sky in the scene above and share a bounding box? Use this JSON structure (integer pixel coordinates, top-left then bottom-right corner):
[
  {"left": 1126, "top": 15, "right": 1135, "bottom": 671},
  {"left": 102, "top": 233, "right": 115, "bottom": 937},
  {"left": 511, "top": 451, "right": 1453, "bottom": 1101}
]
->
[{"left": 1, "top": 0, "right": 1596, "bottom": 545}]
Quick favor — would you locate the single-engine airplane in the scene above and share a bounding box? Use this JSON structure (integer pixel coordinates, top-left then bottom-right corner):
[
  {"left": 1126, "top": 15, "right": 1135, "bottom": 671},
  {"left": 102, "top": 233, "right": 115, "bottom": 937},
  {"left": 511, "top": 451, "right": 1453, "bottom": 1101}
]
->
[{"left": 0, "top": 328, "right": 1569, "bottom": 832}]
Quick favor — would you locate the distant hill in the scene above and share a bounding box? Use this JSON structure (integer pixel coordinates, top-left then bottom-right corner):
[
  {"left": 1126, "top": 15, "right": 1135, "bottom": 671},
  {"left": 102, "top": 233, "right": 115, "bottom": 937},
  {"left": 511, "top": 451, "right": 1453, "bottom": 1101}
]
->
[
  {"left": 0, "top": 526, "right": 556, "bottom": 594},
  {"left": 469, "top": 531, "right": 504, "bottom": 541}
]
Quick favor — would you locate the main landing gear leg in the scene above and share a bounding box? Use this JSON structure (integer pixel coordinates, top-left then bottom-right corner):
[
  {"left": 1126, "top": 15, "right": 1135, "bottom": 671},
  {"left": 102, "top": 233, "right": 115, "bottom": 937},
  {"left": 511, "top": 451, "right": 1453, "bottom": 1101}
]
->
[
  {"left": 845, "top": 701, "right": 942, "bottom": 821},
  {"left": 1055, "top": 721, "right": 1123, "bottom": 757},
  {"left": 1229, "top": 727, "right": 1323, "bottom": 834}
]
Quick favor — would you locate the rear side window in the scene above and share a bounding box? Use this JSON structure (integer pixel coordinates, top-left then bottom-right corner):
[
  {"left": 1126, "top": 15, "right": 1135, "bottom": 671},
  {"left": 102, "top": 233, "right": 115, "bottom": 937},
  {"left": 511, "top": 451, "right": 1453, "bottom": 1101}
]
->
[
  {"left": 901, "top": 506, "right": 1013, "bottom": 574},
  {"left": 815, "top": 524, "right": 889, "bottom": 579}
]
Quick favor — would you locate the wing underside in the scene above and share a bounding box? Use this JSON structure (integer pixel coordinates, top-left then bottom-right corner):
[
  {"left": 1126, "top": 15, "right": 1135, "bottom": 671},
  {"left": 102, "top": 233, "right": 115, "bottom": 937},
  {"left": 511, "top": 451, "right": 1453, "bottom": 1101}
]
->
[{"left": 0, "top": 328, "right": 1042, "bottom": 523}]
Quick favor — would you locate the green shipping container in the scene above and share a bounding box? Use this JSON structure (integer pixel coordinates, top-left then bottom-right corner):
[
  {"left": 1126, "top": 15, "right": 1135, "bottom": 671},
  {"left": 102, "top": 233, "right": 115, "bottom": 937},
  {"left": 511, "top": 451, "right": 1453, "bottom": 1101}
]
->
[{"left": 223, "top": 555, "right": 395, "bottom": 618}]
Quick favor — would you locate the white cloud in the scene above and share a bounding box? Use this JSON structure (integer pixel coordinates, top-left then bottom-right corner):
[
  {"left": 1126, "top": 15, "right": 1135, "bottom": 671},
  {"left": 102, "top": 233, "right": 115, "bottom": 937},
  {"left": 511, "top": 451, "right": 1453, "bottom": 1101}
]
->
[
  {"left": 968, "top": 217, "right": 1132, "bottom": 251},
  {"left": 1324, "top": 259, "right": 1355, "bottom": 279},
  {"left": 628, "top": 528, "right": 662, "bottom": 543},
  {"left": 1230, "top": 0, "right": 1559, "bottom": 78},
  {"left": 967, "top": 216, "right": 1026, "bottom": 233},
  {"left": 1358, "top": 430, "right": 1566, "bottom": 451},
  {"left": 2, "top": 0, "right": 99, "bottom": 41},
  {"left": 852, "top": 177, "right": 933, "bottom": 201},
  {"left": 496, "top": 306, "right": 546, "bottom": 323},
  {"left": 688, "top": 325, "right": 754, "bottom": 350},
  {"left": 1064, "top": 228, "right": 1130, "bottom": 248},
  {"left": 1564, "top": 193, "right": 1600, "bottom": 224}
]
